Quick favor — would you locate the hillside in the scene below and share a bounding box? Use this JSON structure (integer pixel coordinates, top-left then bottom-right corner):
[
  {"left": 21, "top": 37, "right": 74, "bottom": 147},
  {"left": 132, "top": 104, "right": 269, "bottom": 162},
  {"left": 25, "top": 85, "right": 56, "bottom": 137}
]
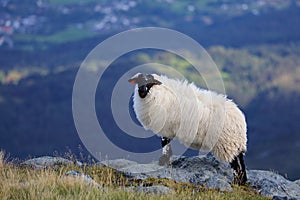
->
[
  {"left": 0, "top": 0, "right": 299, "bottom": 182},
  {"left": 1, "top": 152, "right": 274, "bottom": 200}
]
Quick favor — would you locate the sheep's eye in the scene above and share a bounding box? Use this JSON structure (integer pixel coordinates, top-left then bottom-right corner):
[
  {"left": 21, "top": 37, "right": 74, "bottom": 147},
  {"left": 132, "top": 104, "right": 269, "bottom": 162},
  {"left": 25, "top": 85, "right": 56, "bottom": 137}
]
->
[{"left": 148, "top": 84, "right": 153, "bottom": 89}]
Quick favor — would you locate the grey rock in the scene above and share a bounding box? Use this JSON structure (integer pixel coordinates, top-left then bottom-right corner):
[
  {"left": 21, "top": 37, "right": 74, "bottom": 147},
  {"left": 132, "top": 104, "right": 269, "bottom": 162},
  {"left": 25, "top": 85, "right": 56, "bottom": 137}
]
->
[
  {"left": 247, "top": 170, "right": 300, "bottom": 199},
  {"left": 109, "top": 154, "right": 233, "bottom": 192},
  {"left": 120, "top": 163, "right": 166, "bottom": 180},
  {"left": 75, "top": 160, "right": 83, "bottom": 167},
  {"left": 65, "top": 170, "right": 102, "bottom": 189},
  {"left": 294, "top": 179, "right": 300, "bottom": 187},
  {"left": 22, "top": 156, "right": 81, "bottom": 169},
  {"left": 272, "top": 196, "right": 297, "bottom": 200},
  {"left": 133, "top": 185, "right": 174, "bottom": 195},
  {"left": 99, "top": 159, "right": 138, "bottom": 169},
  {"left": 105, "top": 155, "right": 300, "bottom": 199}
]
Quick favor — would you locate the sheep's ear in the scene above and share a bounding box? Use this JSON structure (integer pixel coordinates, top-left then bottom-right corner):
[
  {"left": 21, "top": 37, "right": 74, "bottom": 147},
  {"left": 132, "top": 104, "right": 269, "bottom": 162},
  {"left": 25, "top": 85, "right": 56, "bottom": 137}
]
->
[
  {"left": 128, "top": 73, "right": 141, "bottom": 85},
  {"left": 149, "top": 74, "right": 162, "bottom": 85},
  {"left": 153, "top": 79, "right": 162, "bottom": 85},
  {"left": 128, "top": 78, "right": 137, "bottom": 85}
]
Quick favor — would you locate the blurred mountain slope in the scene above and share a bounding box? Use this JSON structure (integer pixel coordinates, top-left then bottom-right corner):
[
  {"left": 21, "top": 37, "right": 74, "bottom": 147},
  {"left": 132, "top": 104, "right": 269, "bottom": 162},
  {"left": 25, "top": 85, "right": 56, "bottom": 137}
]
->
[{"left": 0, "top": 0, "right": 299, "bottom": 180}]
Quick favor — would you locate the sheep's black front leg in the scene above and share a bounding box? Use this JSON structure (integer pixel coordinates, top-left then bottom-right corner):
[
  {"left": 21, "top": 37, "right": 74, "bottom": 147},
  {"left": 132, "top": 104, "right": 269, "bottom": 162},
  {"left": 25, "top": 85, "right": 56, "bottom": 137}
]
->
[
  {"left": 230, "top": 152, "right": 247, "bottom": 185},
  {"left": 158, "top": 137, "right": 172, "bottom": 166}
]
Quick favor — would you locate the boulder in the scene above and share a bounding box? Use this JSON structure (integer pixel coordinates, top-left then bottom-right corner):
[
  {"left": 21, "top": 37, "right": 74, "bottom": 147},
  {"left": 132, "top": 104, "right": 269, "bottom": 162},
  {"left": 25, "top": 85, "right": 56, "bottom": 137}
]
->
[
  {"left": 99, "top": 159, "right": 138, "bottom": 169},
  {"left": 129, "top": 185, "right": 174, "bottom": 195},
  {"left": 248, "top": 170, "right": 300, "bottom": 199},
  {"left": 65, "top": 170, "right": 102, "bottom": 189},
  {"left": 102, "top": 154, "right": 233, "bottom": 192},
  {"left": 103, "top": 155, "right": 300, "bottom": 199},
  {"left": 22, "top": 156, "right": 82, "bottom": 169}
]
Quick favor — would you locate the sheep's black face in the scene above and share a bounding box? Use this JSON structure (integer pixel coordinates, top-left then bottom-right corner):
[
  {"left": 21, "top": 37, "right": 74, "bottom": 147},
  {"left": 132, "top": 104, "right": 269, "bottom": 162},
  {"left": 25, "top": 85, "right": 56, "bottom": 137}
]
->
[
  {"left": 128, "top": 73, "right": 162, "bottom": 98},
  {"left": 138, "top": 84, "right": 152, "bottom": 98}
]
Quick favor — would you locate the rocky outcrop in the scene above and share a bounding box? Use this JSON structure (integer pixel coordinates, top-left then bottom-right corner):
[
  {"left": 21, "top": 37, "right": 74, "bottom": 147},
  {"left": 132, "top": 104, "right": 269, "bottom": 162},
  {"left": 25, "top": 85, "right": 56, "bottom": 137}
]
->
[
  {"left": 101, "top": 155, "right": 300, "bottom": 199},
  {"left": 21, "top": 155, "right": 300, "bottom": 199},
  {"left": 247, "top": 170, "right": 300, "bottom": 200},
  {"left": 101, "top": 155, "right": 233, "bottom": 192}
]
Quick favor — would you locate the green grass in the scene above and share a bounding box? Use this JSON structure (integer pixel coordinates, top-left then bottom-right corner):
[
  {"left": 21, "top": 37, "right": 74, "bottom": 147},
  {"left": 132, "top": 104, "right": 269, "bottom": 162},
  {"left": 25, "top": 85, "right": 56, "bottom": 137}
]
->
[
  {"left": 14, "top": 27, "right": 97, "bottom": 48},
  {"left": 39, "top": 28, "right": 96, "bottom": 44},
  {"left": 0, "top": 151, "right": 269, "bottom": 200}
]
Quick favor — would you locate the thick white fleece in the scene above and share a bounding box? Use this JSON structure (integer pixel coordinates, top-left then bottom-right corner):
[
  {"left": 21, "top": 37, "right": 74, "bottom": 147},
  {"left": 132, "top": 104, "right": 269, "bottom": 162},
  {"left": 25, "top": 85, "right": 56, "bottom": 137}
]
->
[{"left": 133, "top": 74, "right": 247, "bottom": 162}]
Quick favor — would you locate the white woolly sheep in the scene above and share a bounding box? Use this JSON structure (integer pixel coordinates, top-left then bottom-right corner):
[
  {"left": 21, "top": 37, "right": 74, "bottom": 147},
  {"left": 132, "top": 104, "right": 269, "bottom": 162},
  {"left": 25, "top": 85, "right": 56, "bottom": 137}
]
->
[{"left": 129, "top": 73, "right": 247, "bottom": 185}]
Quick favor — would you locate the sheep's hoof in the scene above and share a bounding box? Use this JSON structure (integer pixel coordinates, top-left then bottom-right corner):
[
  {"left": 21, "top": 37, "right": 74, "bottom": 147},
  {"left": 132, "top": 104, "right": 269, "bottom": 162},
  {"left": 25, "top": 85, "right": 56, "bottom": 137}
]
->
[
  {"left": 233, "top": 174, "right": 247, "bottom": 186},
  {"left": 158, "top": 154, "right": 171, "bottom": 166}
]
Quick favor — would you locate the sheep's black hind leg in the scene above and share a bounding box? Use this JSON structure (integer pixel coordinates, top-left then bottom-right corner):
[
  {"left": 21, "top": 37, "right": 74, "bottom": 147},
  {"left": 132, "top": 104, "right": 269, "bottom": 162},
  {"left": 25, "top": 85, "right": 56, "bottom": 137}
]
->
[
  {"left": 158, "top": 137, "right": 172, "bottom": 166},
  {"left": 230, "top": 152, "right": 247, "bottom": 185}
]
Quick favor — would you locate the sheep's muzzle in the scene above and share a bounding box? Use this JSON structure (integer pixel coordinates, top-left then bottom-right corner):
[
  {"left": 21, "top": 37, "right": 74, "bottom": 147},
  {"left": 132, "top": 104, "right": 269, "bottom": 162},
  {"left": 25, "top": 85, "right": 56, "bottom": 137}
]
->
[{"left": 138, "top": 85, "right": 148, "bottom": 98}]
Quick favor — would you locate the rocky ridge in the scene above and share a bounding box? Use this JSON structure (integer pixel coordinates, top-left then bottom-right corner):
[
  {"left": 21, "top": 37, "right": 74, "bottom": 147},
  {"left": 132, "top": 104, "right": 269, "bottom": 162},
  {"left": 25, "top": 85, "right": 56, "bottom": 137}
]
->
[{"left": 22, "top": 155, "right": 300, "bottom": 199}]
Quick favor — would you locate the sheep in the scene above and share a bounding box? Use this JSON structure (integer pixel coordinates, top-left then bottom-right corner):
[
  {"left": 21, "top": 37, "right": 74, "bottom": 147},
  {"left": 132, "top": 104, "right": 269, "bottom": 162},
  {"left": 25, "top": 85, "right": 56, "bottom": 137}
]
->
[{"left": 128, "top": 73, "right": 248, "bottom": 185}]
